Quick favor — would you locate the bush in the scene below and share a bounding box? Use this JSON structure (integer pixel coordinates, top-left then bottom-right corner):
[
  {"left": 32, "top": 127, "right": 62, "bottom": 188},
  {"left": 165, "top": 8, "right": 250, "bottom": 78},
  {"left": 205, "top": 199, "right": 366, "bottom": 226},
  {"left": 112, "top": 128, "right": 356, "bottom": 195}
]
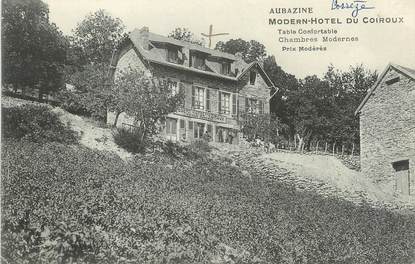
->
[
  {"left": 2, "top": 105, "right": 79, "bottom": 144},
  {"left": 187, "top": 139, "right": 210, "bottom": 156},
  {"left": 56, "top": 90, "right": 91, "bottom": 117},
  {"left": 112, "top": 127, "right": 147, "bottom": 154}
]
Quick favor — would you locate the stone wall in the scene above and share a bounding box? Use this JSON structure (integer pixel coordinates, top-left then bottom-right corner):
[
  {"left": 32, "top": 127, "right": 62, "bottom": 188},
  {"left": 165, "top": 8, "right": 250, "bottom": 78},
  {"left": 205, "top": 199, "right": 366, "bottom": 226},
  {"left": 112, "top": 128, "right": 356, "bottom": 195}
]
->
[
  {"left": 108, "top": 45, "right": 272, "bottom": 145},
  {"left": 360, "top": 68, "right": 415, "bottom": 196}
]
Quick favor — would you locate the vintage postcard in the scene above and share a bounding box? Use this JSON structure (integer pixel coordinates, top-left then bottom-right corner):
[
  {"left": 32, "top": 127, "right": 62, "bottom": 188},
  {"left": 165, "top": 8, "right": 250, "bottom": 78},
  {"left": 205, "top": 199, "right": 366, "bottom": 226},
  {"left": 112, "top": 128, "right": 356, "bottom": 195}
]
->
[{"left": 1, "top": 0, "right": 414, "bottom": 263}]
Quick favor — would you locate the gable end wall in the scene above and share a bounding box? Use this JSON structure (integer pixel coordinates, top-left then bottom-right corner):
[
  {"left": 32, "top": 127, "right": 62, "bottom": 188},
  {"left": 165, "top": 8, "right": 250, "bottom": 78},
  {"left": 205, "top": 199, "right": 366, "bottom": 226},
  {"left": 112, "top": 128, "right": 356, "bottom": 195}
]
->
[{"left": 360, "top": 68, "right": 415, "bottom": 195}]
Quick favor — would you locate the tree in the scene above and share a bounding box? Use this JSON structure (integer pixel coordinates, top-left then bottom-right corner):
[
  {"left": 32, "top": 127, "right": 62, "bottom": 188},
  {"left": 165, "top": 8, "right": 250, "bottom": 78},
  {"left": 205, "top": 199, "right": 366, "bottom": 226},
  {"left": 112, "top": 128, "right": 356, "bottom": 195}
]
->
[
  {"left": 241, "top": 113, "right": 287, "bottom": 145},
  {"left": 263, "top": 55, "right": 299, "bottom": 124},
  {"left": 215, "top": 39, "right": 266, "bottom": 63},
  {"left": 71, "top": 9, "right": 125, "bottom": 66},
  {"left": 65, "top": 63, "right": 113, "bottom": 121},
  {"left": 111, "top": 68, "right": 184, "bottom": 144},
  {"left": 168, "top": 27, "right": 205, "bottom": 46},
  {"left": 2, "top": 0, "right": 68, "bottom": 97}
]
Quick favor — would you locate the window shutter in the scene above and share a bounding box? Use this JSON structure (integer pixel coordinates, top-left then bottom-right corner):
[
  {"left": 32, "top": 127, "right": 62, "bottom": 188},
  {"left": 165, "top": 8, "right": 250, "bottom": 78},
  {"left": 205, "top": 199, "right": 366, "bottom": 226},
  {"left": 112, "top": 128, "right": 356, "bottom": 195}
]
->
[
  {"left": 232, "top": 94, "right": 237, "bottom": 116},
  {"left": 245, "top": 97, "right": 249, "bottom": 113},
  {"left": 218, "top": 92, "right": 222, "bottom": 114},
  {"left": 259, "top": 100, "right": 264, "bottom": 114},
  {"left": 166, "top": 119, "right": 171, "bottom": 134},
  {"left": 206, "top": 89, "right": 210, "bottom": 112},
  {"left": 191, "top": 86, "right": 195, "bottom": 108},
  {"left": 188, "top": 121, "right": 193, "bottom": 130}
]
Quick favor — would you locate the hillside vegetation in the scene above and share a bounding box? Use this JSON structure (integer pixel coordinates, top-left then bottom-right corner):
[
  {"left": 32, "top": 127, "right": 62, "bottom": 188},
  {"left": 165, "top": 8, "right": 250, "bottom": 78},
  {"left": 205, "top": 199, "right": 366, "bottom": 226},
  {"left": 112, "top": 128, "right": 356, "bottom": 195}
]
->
[{"left": 2, "top": 103, "right": 415, "bottom": 264}]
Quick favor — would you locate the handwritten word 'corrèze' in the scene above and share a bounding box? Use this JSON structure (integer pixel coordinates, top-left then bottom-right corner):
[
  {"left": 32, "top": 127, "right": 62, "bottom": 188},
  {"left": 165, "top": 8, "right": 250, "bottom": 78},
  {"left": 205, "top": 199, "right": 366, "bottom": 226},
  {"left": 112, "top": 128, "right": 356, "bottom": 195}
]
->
[{"left": 331, "top": 0, "right": 375, "bottom": 17}]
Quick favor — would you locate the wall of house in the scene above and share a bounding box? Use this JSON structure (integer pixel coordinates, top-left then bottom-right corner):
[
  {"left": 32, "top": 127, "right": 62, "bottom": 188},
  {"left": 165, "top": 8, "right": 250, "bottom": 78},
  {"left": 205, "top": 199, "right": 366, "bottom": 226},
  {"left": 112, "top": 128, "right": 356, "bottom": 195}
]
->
[
  {"left": 360, "top": 68, "right": 415, "bottom": 197},
  {"left": 108, "top": 44, "right": 272, "bottom": 145}
]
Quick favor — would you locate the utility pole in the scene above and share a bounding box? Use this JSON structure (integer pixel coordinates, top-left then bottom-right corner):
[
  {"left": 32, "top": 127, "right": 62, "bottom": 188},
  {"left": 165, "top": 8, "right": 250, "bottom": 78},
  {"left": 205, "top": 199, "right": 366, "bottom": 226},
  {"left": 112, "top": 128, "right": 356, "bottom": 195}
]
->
[{"left": 201, "top": 24, "right": 229, "bottom": 48}]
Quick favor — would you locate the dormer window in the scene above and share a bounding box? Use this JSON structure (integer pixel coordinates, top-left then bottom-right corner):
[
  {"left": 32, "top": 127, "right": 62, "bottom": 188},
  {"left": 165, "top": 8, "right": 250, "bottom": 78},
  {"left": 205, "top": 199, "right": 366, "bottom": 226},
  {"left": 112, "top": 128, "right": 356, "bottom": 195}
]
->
[
  {"left": 221, "top": 62, "right": 231, "bottom": 75},
  {"left": 167, "top": 48, "right": 179, "bottom": 64},
  {"left": 190, "top": 51, "right": 206, "bottom": 70},
  {"left": 249, "top": 71, "right": 257, "bottom": 85}
]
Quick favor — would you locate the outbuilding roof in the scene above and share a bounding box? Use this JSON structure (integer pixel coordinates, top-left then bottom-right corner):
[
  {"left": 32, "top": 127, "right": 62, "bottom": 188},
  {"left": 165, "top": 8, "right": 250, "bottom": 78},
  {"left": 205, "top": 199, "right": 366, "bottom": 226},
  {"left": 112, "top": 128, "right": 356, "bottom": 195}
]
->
[{"left": 355, "top": 63, "right": 415, "bottom": 115}]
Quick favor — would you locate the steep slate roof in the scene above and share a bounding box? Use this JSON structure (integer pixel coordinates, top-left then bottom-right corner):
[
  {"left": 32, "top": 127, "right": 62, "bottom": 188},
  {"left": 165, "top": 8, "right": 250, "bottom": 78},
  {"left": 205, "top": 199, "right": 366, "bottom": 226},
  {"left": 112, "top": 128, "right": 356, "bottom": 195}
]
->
[
  {"left": 125, "top": 27, "right": 276, "bottom": 88},
  {"left": 355, "top": 63, "right": 415, "bottom": 115}
]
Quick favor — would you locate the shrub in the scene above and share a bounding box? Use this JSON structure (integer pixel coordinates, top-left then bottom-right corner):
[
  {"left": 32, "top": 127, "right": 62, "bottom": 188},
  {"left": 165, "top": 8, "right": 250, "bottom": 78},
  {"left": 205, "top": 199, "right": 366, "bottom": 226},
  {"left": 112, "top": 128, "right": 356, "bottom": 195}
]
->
[
  {"left": 56, "top": 90, "right": 91, "bottom": 117},
  {"left": 2, "top": 105, "right": 79, "bottom": 144},
  {"left": 112, "top": 126, "right": 147, "bottom": 154},
  {"left": 186, "top": 139, "right": 210, "bottom": 156}
]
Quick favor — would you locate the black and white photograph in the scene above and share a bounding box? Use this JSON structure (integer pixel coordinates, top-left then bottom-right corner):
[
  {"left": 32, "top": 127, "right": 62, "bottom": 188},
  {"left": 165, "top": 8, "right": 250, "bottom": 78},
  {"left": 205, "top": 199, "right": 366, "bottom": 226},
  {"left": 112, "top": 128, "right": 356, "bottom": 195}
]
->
[{"left": 1, "top": 0, "right": 415, "bottom": 263}]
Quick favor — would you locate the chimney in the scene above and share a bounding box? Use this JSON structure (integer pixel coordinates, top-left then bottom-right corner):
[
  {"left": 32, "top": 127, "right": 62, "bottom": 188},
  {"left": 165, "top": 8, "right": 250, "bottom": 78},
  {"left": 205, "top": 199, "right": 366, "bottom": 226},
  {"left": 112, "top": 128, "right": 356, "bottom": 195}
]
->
[{"left": 139, "top": 26, "right": 150, "bottom": 50}]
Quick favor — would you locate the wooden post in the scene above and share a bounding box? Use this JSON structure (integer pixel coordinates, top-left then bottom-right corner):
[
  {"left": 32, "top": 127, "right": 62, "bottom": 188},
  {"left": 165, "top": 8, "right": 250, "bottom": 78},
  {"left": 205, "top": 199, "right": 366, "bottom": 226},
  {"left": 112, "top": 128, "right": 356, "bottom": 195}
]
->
[
  {"left": 332, "top": 142, "right": 336, "bottom": 155},
  {"left": 294, "top": 135, "right": 297, "bottom": 149},
  {"left": 325, "top": 142, "right": 328, "bottom": 154},
  {"left": 341, "top": 145, "right": 344, "bottom": 156},
  {"left": 315, "top": 141, "right": 319, "bottom": 154},
  {"left": 351, "top": 143, "right": 355, "bottom": 157}
]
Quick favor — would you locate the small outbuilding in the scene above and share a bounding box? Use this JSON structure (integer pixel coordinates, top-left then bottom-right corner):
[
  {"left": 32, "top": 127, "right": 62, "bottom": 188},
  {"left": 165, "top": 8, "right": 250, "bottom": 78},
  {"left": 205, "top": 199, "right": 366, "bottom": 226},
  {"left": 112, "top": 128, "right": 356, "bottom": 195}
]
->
[{"left": 355, "top": 63, "right": 415, "bottom": 197}]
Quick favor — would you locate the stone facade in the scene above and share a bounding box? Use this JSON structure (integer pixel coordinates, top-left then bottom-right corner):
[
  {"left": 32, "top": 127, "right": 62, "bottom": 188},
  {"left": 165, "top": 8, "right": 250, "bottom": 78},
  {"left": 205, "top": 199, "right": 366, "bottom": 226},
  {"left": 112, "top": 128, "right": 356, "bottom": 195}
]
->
[
  {"left": 358, "top": 65, "right": 415, "bottom": 197},
  {"left": 107, "top": 27, "right": 273, "bottom": 145}
]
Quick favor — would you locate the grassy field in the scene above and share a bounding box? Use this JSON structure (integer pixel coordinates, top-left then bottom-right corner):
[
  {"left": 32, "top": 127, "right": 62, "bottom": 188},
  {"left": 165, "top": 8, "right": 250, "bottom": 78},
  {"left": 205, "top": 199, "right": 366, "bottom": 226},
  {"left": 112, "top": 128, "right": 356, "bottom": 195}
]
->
[{"left": 2, "top": 138, "right": 415, "bottom": 264}]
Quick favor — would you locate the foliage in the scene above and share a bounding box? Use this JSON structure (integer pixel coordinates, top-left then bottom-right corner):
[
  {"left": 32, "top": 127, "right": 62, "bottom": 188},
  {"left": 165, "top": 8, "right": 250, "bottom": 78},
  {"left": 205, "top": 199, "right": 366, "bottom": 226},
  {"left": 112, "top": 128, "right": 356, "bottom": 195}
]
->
[
  {"left": 186, "top": 139, "right": 211, "bottom": 157},
  {"left": 70, "top": 9, "right": 126, "bottom": 66},
  {"left": 2, "top": 0, "right": 68, "bottom": 96},
  {"left": 277, "top": 64, "right": 377, "bottom": 151},
  {"left": 215, "top": 39, "right": 266, "bottom": 63},
  {"left": 62, "top": 63, "right": 112, "bottom": 121},
  {"left": 241, "top": 113, "right": 287, "bottom": 144},
  {"left": 1, "top": 105, "right": 79, "bottom": 144},
  {"left": 168, "top": 27, "right": 205, "bottom": 46},
  {"left": 112, "top": 127, "right": 147, "bottom": 154},
  {"left": 2, "top": 140, "right": 415, "bottom": 263},
  {"left": 111, "top": 68, "right": 184, "bottom": 144}
]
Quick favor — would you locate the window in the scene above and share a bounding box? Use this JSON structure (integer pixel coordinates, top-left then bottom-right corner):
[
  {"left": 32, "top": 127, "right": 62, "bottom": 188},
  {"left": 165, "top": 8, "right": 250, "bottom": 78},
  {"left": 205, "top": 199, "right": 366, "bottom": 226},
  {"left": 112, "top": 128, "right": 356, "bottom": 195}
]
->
[
  {"left": 161, "top": 79, "right": 179, "bottom": 95},
  {"left": 249, "top": 71, "right": 257, "bottom": 85},
  {"left": 192, "top": 86, "right": 205, "bottom": 110},
  {"left": 246, "top": 98, "right": 258, "bottom": 113},
  {"left": 191, "top": 53, "right": 206, "bottom": 70},
  {"left": 206, "top": 89, "right": 211, "bottom": 112},
  {"left": 219, "top": 91, "right": 231, "bottom": 115},
  {"left": 221, "top": 62, "right": 230, "bottom": 75},
  {"left": 167, "top": 48, "right": 179, "bottom": 63}
]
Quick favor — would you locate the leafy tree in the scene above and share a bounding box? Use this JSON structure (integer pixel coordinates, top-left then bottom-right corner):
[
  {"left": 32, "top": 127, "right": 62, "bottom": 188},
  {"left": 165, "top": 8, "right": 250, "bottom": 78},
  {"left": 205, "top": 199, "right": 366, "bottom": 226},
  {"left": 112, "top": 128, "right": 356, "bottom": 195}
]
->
[
  {"left": 215, "top": 39, "right": 266, "bottom": 63},
  {"left": 241, "top": 113, "right": 287, "bottom": 145},
  {"left": 63, "top": 63, "right": 112, "bottom": 121},
  {"left": 71, "top": 9, "right": 125, "bottom": 66},
  {"left": 112, "top": 68, "right": 184, "bottom": 144},
  {"left": 2, "top": 0, "right": 68, "bottom": 97},
  {"left": 168, "top": 27, "right": 205, "bottom": 46},
  {"left": 263, "top": 55, "right": 299, "bottom": 124}
]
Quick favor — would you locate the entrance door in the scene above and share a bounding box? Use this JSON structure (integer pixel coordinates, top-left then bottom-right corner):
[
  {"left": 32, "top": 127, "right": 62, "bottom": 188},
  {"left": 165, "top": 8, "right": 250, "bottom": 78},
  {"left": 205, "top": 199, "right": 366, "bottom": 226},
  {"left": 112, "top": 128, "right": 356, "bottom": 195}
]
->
[{"left": 392, "top": 160, "right": 410, "bottom": 195}]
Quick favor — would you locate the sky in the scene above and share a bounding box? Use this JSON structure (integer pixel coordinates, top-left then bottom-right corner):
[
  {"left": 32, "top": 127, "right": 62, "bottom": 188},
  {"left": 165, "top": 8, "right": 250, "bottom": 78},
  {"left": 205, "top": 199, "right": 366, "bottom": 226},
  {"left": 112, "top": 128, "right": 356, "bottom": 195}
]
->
[{"left": 44, "top": 0, "right": 415, "bottom": 79}]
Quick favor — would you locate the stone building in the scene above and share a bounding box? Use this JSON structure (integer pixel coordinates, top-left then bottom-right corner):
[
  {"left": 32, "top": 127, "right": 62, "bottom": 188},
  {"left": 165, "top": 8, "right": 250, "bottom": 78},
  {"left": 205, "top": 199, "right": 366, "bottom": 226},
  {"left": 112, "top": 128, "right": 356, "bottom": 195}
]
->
[
  {"left": 355, "top": 63, "right": 415, "bottom": 197},
  {"left": 108, "top": 27, "right": 275, "bottom": 144}
]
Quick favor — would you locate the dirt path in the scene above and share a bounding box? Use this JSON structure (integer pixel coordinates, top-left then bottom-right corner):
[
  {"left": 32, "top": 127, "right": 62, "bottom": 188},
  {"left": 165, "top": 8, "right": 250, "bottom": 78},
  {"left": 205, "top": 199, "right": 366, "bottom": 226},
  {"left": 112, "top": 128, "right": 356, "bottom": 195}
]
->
[
  {"left": 262, "top": 152, "right": 391, "bottom": 203},
  {"left": 226, "top": 146, "right": 415, "bottom": 213}
]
